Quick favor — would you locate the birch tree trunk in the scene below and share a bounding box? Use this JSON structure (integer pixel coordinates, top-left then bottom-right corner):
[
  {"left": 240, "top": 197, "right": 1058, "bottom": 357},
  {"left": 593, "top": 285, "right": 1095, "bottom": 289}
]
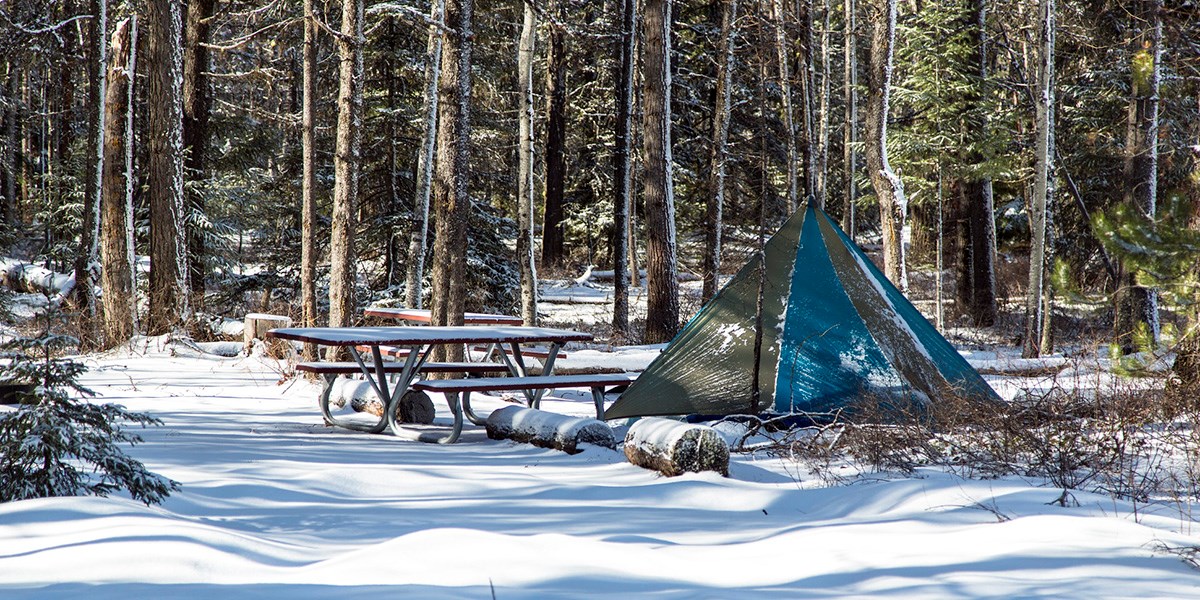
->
[
  {"left": 406, "top": 0, "right": 444, "bottom": 310},
  {"left": 1114, "top": 0, "right": 1161, "bottom": 352},
  {"left": 300, "top": 0, "right": 319, "bottom": 359},
  {"left": 517, "top": 1, "right": 538, "bottom": 326},
  {"left": 182, "top": 0, "right": 214, "bottom": 304},
  {"left": 326, "top": 0, "right": 364, "bottom": 354},
  {"left": 641, "top": 0, "right": 680, "bottom": 344},
  {"left": 1023, "top": 0, "right": 1055, "bottom": 359},
  {"left": 100, "top": 17, "right": 137, "bottom": 347},
  {"left": 430, "top": 0, "right": 473, "bottom": 346},
  {"left": 773, "top": 0, "right": 798, "bottom": 213},
  {"left": 864, "top": 0, "right": 907, "bottom": 291},
  {"left": 701, "top": 0, "right": 738, "bottom": 303},
  {"left": 146, "top": 0, "right": 191, "bottom": 335},
  {"left": 541, "top": 0, "right": 568, "bottom": 268},
  {"left": 611, "top": 0, "right": 636, "bottom": 337},
  {"left": 74, "top": 0, "right": 106, "bottom": 350},
  {"left": 842, "top": 0, "right": 858, "bottom": 238}
]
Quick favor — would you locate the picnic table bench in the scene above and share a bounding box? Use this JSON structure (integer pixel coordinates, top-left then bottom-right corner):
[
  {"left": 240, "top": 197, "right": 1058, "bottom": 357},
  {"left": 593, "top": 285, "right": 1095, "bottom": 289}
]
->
[{"left": 410, "top": 373, "right": 635, "bottom": 426}]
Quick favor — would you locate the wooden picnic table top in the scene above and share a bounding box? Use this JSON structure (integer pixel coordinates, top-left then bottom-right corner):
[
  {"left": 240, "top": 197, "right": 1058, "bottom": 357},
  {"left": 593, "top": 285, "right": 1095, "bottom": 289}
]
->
[
  {"left": 363, "top": 307, "right": 523, "bottom": 325},
  {"left": 266, "top": 325, "right": 591, "bottom": 347}
]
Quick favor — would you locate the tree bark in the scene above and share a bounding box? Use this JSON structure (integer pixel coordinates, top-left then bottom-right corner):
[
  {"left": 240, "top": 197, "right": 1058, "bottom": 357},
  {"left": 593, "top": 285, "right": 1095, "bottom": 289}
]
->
[
  {"left": 300, "top": 0, "right": 319, "bottom": 360},
  {"left": 816, "top": 0, "right": 831, "bottom": 208},
  {"left": 518, "top": 1, "right": 538, "bottom": 326},
  {"left": 1023, "top": 0, "right": 1055, "bottom": 358},
  {"left": 100, "top": 17, "right": 137, "bottom": 348},
  {"left": 182, "top": 0, "right": 215, "bottom": 305},
  {"left": 146, "top": 0, "right": 191, "bottom": 335},
  {"left": 611, "top": 0, "right": 636, "bottom": 337},
  {"left": 406, "top": 0, "right": 444, "bottom": 310},
  {"left": 74, "top": 0, "right": 107, "bottom": 351},
  {"left": 864, "top": 0, "right": 907, "bottom": 291},
  {"left": 773, "top": 0, "right": 799, "bottom": 213},
  {"left": 1114, "top": 0, "right": 1162, "bottom": 352},
  {"left": 326, "top": 0, "right": 364, "bottom": 356},
  {"left": 701, "top": 0, "right": 737, "bottom": 303},
  {"left": 541, "top": 0, "right": 568, "bottom": 269},
  {"left": 2, "top": 64, "right": 16, "bottom": 226},
  {"left": 429, "top": 0, "right": 474, "bottom": 352},
  {"left": 842, "top": 0, "right": 858, "bottom": 238},
  {"left": 641, "top": 0, "right": 680, "bottom": 344}
]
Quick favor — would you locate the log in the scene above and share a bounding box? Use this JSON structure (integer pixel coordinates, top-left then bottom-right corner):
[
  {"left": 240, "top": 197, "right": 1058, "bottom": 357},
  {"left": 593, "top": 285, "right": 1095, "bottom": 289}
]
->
[
  {"left": 244, "top": 312, "right": 291, "bottom": 356},
  {"left": 335, "top": 379, "right": 436, "bottom": 424},
  {"left": 624, "top": 418, "right": 729, "bottom": 477},
  {"left": 485, "top": 406, "right": 616, "bottom": 454}
]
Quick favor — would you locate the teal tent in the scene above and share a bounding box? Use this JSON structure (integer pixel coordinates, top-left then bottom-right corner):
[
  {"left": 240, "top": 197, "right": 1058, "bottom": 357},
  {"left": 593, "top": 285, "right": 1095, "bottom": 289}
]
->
[{"left": 604, "top": 202, "right": 999, "bottom": 420}]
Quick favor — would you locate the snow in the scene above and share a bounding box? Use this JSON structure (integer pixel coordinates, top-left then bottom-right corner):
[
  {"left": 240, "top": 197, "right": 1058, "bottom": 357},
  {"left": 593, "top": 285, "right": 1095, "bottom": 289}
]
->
[{"left": 1, "top": 341, "right": 1198, "bottom": 598}]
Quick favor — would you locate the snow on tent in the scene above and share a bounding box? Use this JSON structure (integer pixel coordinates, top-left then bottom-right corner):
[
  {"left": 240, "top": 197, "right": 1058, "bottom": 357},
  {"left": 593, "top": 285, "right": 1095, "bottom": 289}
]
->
[{"left": 604, "top": 202, "right": 1000, "bottom": 420}]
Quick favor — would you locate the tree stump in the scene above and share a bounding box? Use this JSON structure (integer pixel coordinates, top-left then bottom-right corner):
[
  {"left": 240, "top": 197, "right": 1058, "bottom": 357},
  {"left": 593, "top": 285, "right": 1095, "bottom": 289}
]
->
[
  {"left": 244, "top": 312, "right": 291, "bottom": 357},
  {"left": 485, "top": 406, "right": 616, "bottom": 454},
  {"left": 624, "top": 418, "right": 729, "bottom": 477}
]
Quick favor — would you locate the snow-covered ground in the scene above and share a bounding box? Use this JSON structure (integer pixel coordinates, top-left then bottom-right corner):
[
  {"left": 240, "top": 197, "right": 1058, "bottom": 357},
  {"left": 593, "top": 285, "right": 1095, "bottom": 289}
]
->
[{"left": 3, "top": 334, "right": 1200, "bottom": 598}]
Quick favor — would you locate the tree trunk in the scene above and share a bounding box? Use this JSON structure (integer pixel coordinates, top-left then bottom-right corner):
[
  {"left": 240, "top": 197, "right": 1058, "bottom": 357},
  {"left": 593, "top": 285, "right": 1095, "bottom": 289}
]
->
[
  {"left": 611, "top": 0, "right": 636, "bottom": 337},
  {"left": 326, "top": 0, "right": 364, "bottom": 355},
  {"left": 406, "top": 0, "right": 444, "bottom": 310},
  {"left": 74, "top": 0, "right": 107, "bottom": 351},
  {"left": 816, "top": 0, "right": 831, "bottom": 208},
  {"left": 842, "top": 0, "right": 858, "bottom": 238},
  {"left": 429, "top": 0, "right": 474, "bottom": 352},
  {"left": 1114, "top": 0, "right": 1162, "bottom": 352},
  {"left": 3, "top": 64, "right": 17, "bottom": 227},
  {"left": 542, "top": 0, "right": 568, "bottom": 269},
  {"left": 642, "top": 0, "right": 680, "bottom": 344},
  {"left": 100, "top": 18, "right": 137, "bottom": 348},
  {"left": 957, "top": 0, "right": 998, "bottom": 327},
  {"left": 300, "top": 0, "right": 319, "bottom": 360},
  {"left": 182, "top": 0, "right": 214, "bottom": 306},
  {"left": 701, "top": 0, "right": 738, "bottom": 303},
  {"left": 864, "top": 0, "right": 907, "bottom": 291},
  {"left": 146, "top": 0, "right": 191, "bottom": 335},
  {"left": 773, "top": 0, "right": 799, "bottom": 213},
  {"left": 1023, "top": 0, "right": 1055, "bottom": 359},
  {"left": 517, "top": 1, "right": 538, "bottom": 326}
]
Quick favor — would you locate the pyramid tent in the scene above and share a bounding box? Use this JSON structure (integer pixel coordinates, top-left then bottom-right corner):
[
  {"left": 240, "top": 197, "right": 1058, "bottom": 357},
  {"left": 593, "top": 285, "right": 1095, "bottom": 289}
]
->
[{"left": 604, "top": 202, "right": 1000, "bottom": 420}]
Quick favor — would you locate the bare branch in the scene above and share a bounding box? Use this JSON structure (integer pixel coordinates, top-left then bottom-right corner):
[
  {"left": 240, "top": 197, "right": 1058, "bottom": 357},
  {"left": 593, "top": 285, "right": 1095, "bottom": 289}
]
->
[{"left": 201, "top": 17, "right": 301, "bottom": 52}]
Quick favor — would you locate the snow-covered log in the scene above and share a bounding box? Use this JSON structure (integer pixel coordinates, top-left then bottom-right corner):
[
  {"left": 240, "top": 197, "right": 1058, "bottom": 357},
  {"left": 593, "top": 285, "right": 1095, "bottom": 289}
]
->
[
  {"left": 1, "top": 259, "right": 77, "bottom": 304},
  {"left": 624, "top": 418, "right": 729, "bottom": 477},
  {"left": 485, "top": 406, "right": 616, "bottom": 454},
  {"left": 333, "top": 378, "right": 435, "bottom": 424}
]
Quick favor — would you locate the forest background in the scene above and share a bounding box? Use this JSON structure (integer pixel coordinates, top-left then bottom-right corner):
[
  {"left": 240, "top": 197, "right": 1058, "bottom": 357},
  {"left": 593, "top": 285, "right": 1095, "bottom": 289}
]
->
[{"left": 1, "top": 0, "right": 1198, "bottom": 391}]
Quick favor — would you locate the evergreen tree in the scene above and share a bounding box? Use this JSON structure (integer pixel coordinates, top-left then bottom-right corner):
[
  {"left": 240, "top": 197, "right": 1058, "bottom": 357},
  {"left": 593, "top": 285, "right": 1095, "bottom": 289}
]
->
[{"left": 0, "top": 306, "right": 178, "bottom": 505}]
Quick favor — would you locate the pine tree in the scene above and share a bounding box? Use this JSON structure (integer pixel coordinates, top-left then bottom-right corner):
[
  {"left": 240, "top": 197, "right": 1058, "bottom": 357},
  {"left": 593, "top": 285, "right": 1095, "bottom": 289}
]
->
[{"left": 0, "top": 306, "right": 178, "bottom": 505}]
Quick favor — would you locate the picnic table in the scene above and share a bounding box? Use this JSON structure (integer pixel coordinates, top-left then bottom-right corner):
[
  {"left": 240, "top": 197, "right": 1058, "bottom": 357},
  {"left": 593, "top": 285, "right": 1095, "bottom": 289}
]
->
[
  {"left": 363, "top": 307, "right": 523, "bottom": 325},
  {"left": 268, "top": 325, "right": 592, "bottom": 443},
  {"left": 363, "top": 307, "right": 564, "bottom": 362}
]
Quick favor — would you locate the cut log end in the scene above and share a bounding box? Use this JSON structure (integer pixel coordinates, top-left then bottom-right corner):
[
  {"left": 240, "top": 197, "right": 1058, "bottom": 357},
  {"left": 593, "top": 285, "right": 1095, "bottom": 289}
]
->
[{"left": 244, "top": 313, "right": 292, "bottom": 357}]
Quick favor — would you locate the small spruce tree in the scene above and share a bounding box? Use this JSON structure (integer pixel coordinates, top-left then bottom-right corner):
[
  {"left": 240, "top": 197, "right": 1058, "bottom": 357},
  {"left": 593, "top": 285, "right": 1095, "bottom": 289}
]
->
[{"left": 0, "top": 306, "right": 178, "bottom": 505}]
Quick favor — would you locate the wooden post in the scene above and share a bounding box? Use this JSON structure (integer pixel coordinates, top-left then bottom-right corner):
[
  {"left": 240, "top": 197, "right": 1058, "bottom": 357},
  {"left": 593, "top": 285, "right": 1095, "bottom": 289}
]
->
[{"left": 243, "top": 312, "right": 291, "bottom": 356}]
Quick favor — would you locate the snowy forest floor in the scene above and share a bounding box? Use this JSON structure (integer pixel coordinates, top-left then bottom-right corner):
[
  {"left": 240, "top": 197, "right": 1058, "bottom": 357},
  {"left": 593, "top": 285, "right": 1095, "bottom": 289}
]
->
[{"left": 2, "top": 273, "right": 1200, "bottom": 597}]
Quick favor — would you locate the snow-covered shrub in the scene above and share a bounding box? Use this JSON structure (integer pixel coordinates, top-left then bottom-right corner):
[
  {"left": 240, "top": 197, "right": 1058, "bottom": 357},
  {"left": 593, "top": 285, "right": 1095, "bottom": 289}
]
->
[{"left": 0, "top": 312, "right": 178, "bottom": 506}]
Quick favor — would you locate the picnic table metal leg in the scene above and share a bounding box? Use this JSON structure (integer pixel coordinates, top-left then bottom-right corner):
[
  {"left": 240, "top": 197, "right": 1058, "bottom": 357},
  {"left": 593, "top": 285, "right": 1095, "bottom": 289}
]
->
[
  {"left": 590, "top": 386, "right": 607, "bottom": 420},
  {"left": 316, "top": 373, "right": 389, "bottom": 435},
  {"left": 461, "top": 390, "right": 488, "bottom": 426}
]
